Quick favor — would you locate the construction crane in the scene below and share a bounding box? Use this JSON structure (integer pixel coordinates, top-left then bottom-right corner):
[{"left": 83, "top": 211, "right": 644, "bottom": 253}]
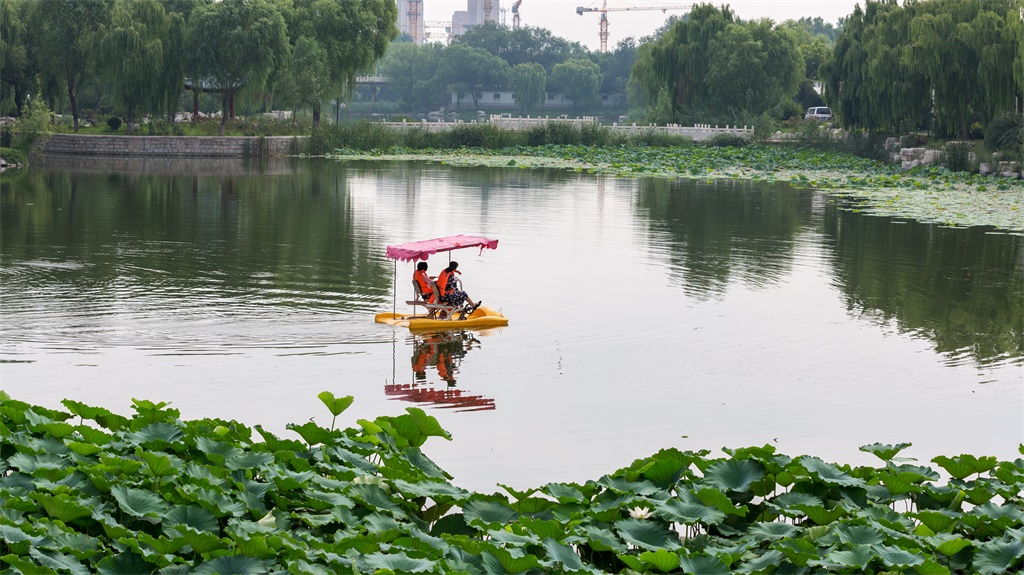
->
[
  {"left": 483, "top": 0, "right": 494, "bottom": 23},
  {"left": 576, "top": 1, "right": 691, "bottom": 52},
  {"left": 512, "top": 0, "right": 523, "bottom": 29},
  {"left": 407, "top": 0, "right": 423, "bottom": 45}
]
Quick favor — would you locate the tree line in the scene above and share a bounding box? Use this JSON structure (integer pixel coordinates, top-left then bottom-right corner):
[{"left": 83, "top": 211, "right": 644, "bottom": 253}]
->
[{"left": 0, "top": 0, "right": 398, "bottom": 134}]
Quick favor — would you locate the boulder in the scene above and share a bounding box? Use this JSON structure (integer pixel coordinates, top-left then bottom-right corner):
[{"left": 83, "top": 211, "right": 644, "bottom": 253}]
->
[{"left": 884, "top": 137, "right": 900, "bottom": 150}]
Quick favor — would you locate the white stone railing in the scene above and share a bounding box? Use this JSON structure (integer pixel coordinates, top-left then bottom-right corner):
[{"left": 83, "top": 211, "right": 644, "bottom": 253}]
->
[{"left": 378, "top": 116, "right": 753, "bottom": 141}]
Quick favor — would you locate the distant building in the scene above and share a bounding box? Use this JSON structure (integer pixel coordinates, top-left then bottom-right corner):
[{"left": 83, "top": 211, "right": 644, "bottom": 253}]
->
[
  {"left": 450, "top": 90, "right": 625, "bottom": 110},
  {"left": 396, "top": 0, "right": 425, "bottom": 43},
  {"left": 449, "top": 0, "right": 500, "bottom": 40}
]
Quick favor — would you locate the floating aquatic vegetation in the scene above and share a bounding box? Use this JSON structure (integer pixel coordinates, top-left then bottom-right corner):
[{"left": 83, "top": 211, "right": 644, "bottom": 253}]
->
[
  {"left": 328, "top": 145, "right": 1024, "bottom": 232},
  {"left": 1, "top": 393, "right": 1022, "bottom": 574}
]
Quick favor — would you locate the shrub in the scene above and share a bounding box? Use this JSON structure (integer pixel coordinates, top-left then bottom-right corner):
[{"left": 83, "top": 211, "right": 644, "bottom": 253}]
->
[
  {"left": 984, "top": 112, "right": 1022, "bottom": 156},
  {"left": 106, "top": 116, "right": 122, "bottom": 132},
  {"left": 703, "top": 133, "right": 750, "bottom": 148},
  {"left": 11, "top": 95, "right": 53, "bottom": 153},
  {"left": 0, "top": 147, "right": 28, "bottom": 165},
  {"left": 943, "top": 141, "right": 974, "bottom": 173}
]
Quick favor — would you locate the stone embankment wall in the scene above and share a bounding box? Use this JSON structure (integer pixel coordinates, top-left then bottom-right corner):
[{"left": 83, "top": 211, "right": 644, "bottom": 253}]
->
[{"left": 41, "top": 134, "right": 302, "bottom": 157}]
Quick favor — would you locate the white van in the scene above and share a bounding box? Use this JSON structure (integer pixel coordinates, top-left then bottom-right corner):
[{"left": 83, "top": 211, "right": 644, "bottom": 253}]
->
[{"left": 805, "top": 107, "right": 832, "bottom": 121}]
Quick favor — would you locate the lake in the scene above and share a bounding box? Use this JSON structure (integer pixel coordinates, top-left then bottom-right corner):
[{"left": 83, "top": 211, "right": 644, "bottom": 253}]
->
[{"left": 1, "top": 156, "right": 1021, "bottom": 492}]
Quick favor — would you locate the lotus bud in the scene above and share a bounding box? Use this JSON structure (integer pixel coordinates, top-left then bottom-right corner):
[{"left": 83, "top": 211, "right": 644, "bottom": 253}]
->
[{"left": 258, "top": 511, "right": 276, "bottom": 528}]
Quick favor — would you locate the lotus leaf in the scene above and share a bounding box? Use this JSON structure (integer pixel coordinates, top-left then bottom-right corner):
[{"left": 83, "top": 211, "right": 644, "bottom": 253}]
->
[
  {"left": 94, "top": 552, "right": 157, "bottom": 575},
  {"left": 317, "top": 392, "right": 354, "bottom": 418},
  {"left": 581, "top": 524, "right": 627, "bottom": 553},
  {"left": 110, "top": 485, "right": 167, "bottom": 521},
  {"left": 2, "top": 553, "right": 60, "bottom": 575},
  {"left": 225, "top": 452, "right": 274, "bottom": 471},
  {"left": 383, "top": 408, "right": 451, "bottom": 448},
  {"left": 348, "top": 483, "right": 405, "bottom": 517},
  {"left": 820, "top": 544, "right": 875, "bottom": 570},
  {"left": 637, "top": 548, "right": 681, "bottom": 572},
  {"left": 695, "top": 488, "right": 748, "bottom": 517},
  {"left": 487, "top": 527, "right": 539, "bottom": 546},
  {"left": 191, "top": 555, "right": 268, "bottom": 575},
  {"left": 614, "top": 518, "right": 678, "bottom": 551},
  {"left": 772, "top": 538, "right": 818, "bottom": 567},
  {"left": 480, "top": 545, "right": 542, "bottom": 574},
  {"left": 541, "top": 537, "right": 589, "bottom": 572},
  {"left": 678, "top": 554, "right": 730, "bottom": 575},
  {"left": 747, "top": 521, "right": 799, "bottom": 541},
  {"left": 163, "top": 505, "right": 219, "bottom": 534},
  {"left": 914, "top": 510, "right": 959, "bottom": 533},
  {"left": 704, "top": 458, "right": 764, "bottom": 492},
  {"left": 654, "top": 499, "right": 725, "bottom": 526},
  {"left": 463, "top": 499, "right": 518, "bottom": 526},
  {"left": 933, "top": 454, "right": 998, "bottom": 480},
  {"left": 799, "top": 456, "right": 864, "bottom": 487},
  {"left": 129, "top": 423, "right": 184, "bottom": 448},
  {"left": 360, "top": 551, "right": 436, "bottom": 573}
]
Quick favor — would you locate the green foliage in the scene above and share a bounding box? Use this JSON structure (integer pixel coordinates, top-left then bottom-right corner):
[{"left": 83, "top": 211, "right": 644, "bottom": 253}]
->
[
  {"left": 11, "top": 94, "right": 52, "bottom": 152},
  {"left": 984, "top": 112, "right": 1022, "bottom": 156},
  {"left": 943, "top": 141, "right": 974, "bottom": 173},
  {"left": 106, "top": 117, "right": 122, "bottom": 132},
  {"left": 550, "top": 58, "right": 602, "bottom": 109},
  {"left": 508, "top": 62, "right": 546, "bottom": 113},
  {"left": 0, "top": 147, "right": 28, "bottom": 165},
  {"left": 2, "top": 394, "right": 1022, "bottom": 574}
]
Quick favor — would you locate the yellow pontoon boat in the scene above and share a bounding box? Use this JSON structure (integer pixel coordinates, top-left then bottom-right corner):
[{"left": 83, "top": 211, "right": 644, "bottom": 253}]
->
[{"left": 375, "top": 235, "right": 509, "bottom": 331}]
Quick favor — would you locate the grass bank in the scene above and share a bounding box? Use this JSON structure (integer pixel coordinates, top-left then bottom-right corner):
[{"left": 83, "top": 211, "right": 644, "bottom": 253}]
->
[
  {"left": 327, "top": 143, "right": 1024, "bottom": 233},
  {"left": 2, "top": 392, "right": 1021, "bottom": 574}
]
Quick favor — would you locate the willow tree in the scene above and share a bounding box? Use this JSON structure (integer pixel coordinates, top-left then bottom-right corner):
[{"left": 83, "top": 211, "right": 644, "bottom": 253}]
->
[
  {"left": 0, "top": 0, "right": 32, "bottom": 115},
  {"left": 30, "top": 0, "right": 112, "bottom": 132},
  {"left": 287, "top": 0, "right": 398, "bottom": 128},
  {"left": 509, "top": 62, "right": 547, "bottom": 113},
  {"left": 550, "top": 58, "right": 601, "bottom": 109},
  {"left": 186, "top": 0, "right": 288, "bottom": 135},
  {"left": 101, "top": 0, "right": 180, "bottom": 133}
]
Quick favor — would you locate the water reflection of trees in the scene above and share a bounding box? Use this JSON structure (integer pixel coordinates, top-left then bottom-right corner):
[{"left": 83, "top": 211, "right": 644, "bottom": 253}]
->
[
  {"left": 635, "top": 178, "right": 810, "bottom": 298},
  {"left": 385, "top": 331, "right": 495, "bottom": 411},
  {"left": 824, "top": 208, "right": 1024, "bottom": 364},
  {"left": 0, "top": 160, "right": 392, "bottom": 311}
]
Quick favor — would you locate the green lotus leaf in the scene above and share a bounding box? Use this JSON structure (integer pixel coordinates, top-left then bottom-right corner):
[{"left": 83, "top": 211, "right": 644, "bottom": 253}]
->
[
  {"left": 360, "top": 551, "right": 436, "bottom": 573},
  {"left": 385, "top": 408, "right": 451, "bottom": 448},
  {"left": 973, "top": 537, "right": 1024, "bottom": 575},
  {"left": 400, "top": 446, "right": 448, "bottom": 479},
  {"left": 95, "top": 552, "right": 157, "bottom": 575},
  {"left": 0, "top": 524, "right": 43, "bottom": 545},
  {"left": 678, "top": 554, "right": 730, "bottom": 575},
  {"left": 772, "top": 538, "right": 818, "bottom": 567},
  {"left": 8, "top": 452, "right": 66, "bottom": 474},
  {"left": 932, "top": 455, "right": 997, "bottom": 480},
  {"left": 613, "top": 518, "right": 678, "bottom": 551},
  {"left": 914, "top": 510, "right": 959, "bottom": 533},
  {"left": 175, "top": 525, "right": 228, "bottom": 555},
  {"left": 253, "top": 426, "right": 306, "bottom": 453},
  {"left": 598, "top": 475, "right": 661, "bottom": 496},
  {"left": 192, "top": 555, "right": 268, "bottom": 575},
  {"left": 324, "top": 445, "right": 378, "bottom": 474},
  {"left": 518, "top": 518, "right": 566, "bottom": 541},
  {"left": 196, "top": 436, "right": 244, "bottom": 463},
  {"left": 430, "top": 513, "right": 474, "bottom": 537},
  {"left": 266, "top": 467, "right": 314, "bottom": 492},
  {"left": 47, "top": 530, "right": 101, "bottom": 558},
  {"left": 695, "top": 488, "right": 748, "bottom": 517},
  {"left": 317, "top": 392, "right": 354, "bottom": 418},
  {"left": 29, "top": 547, "right": 88, "bottom": 575},
  {"left": 75, "top": 425, "right": 113, "bottom": 445},
  {"left": 543, "top": 482, "right": 586, "bottom": 503},
  {"left": 794, "top": 504, "right": 846, "bottom": 525},
  {"left": 638, "top": 548, "right": 681, "bottom": 572},
  {"left": 914, "top": 559, "right": 952, "bottom": 575},
  {"left": 540, "top": 537, "right": 587, "bottom": 571},
  {"left": 822, "top": 544, "right": 874, "bottom": 570},
  {"left": 61, "top": 399, "right": 113, "bottom": 423},
  {"left": 66, "top": 441, "right": 103, "bottom": 456},
  {"left": 970, "top": 501, "right": 1024, "bottom": 523},
  {"left": 129, "top": 399, "right": 179, "bottom": 428},
  {"left": 225, "top": 452, "right": 275, "bottom": 471},
  {"left": 873, "top": 544, "right": 925, "bottom": 568},
  {"left": 618, "top": 553, "right": 645, "bottom": 572},
  {"left": 480, "top": 545, "right": 541, "bottom": 574},
  {"left": 734, "top": 549, "right": 784, "bottom": 574},
  {"left": 799, "top": 456, "right": 864, "bottom": 487},
  {"left": 704, "top": 459, "right": 764, "bottom": 493},
  {"left": 349, "top": 484, "right": 404, "bottom": 516},
  {"left": 164, "top": 505, "right": 219, "bottom": 534},
  {"left": 654, "top": 499, "right": 725, "bottom": 526},
  {"left": 581, "top": 524, "right": 627, "bottom": 553},
  {"left": 833, "top": 524, "right": 884, "bottom": 546},
  {"left": 1, "top": 553, "right": 59, "bottom": 575},
  {"left": 747, "top": 521, "right": 799, "bottom": 541},
  {"left": 880, "top": 471, "right": 926, "bottom": 496},
  {"left": 128, "top": 423, "right": 184, "bottom": 448},
  {"left": 136, "top": 533, "right": 186, "bottom": 555},
  {"left": 110, "top": 486, "right": 167, "bottom": 521},
  {"left": 392, "top": 478, "right": 469, "bottom": 499},
  {"left": 31, "top": 493, "right": 92, "bottom": 524},
  {"left": 769, "top": 491, "right": 822, "bottom": 513},
  {"left": 42, "top": 422, "right": 75, "bottom": 439},
  {"left": 488, "top": 527, "right": 539, "bottom": 546},
  {"left": 887, "top": 462, "right": 940, "bottom": 482},
  {"left": 860, "top": 442, "right": 912, "bottom": 462},
  {"left": 139, "top": 451, "right": 177, "bottom": 479},
  {"left": 926, "top": 534, "right": 973, "bottom": 556},
  {"left": 463, "top": 499, "right": 518, "bottom": 526}
]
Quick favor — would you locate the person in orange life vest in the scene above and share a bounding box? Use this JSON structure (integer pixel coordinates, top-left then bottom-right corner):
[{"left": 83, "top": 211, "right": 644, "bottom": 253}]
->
[
  {"left": 412, "top": 261, "right": 437, "bottom": 303},
  {"left": 436, "top": 261, "right": 481, "bottom": 312}
]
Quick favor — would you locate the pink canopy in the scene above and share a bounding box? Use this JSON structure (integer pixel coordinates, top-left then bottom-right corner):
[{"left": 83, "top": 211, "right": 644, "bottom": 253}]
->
[{"left": 386, "top": 235, "right": 499, "bottom": 262}]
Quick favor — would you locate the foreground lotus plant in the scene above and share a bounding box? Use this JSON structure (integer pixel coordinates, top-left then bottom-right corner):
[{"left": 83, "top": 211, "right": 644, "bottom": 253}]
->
[{"left": 0, "top": 392, "right": 1022, "bottom": 574}]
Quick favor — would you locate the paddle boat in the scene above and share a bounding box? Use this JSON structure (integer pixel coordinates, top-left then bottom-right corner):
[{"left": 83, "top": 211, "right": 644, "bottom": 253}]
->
[{"left": 374, "top": 235, "right": 509, "bottom": 331}]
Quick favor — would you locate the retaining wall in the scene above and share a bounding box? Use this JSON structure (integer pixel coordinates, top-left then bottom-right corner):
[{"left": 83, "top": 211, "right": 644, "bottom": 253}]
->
[{"left": 41, "top": 134, "right": 302, "bottom": 157}]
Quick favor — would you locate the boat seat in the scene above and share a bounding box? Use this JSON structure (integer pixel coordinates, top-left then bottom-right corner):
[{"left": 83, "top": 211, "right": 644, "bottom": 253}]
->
[{"left": 408, "top": 280, "right": 457, "bottom": 319}]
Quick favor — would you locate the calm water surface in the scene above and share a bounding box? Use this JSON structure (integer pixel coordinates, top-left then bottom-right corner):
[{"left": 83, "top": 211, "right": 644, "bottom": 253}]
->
[{"left": 1, "top": 157, "right": 1022, "bottom": 492}]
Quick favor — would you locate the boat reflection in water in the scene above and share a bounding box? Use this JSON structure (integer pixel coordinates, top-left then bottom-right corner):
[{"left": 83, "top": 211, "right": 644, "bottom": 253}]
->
[{"left": 385, "top": 331, "right": 495, "bottom": 411}]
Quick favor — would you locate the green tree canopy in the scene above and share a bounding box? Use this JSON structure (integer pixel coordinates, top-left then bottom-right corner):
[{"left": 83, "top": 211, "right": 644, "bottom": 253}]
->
[
  {"left": 457, "top": 22, "right": 588, "bottom": 72},
  {"left": 30, "top": 0, "right": 112, "bottom": 132},
  {"left": 0, "top": 0, "right": 32, "bottom": 115},
  {"left": 380, "top": 41, "right": 446, "bottom": 111},
  {"left": 509, "top": 62, "right": 546, "bottom": 113},
  {"left": 185, "top": 0, "right": 289, "bottom": 135},
  {"left": 550, "top": 58, "right": 602, "bottom": 109},
  {"left": 290, "top": 36, "right": 331, "bottom": 128},
  {"left": 439, "top": 42, "right": 510, "bottom": 110}
]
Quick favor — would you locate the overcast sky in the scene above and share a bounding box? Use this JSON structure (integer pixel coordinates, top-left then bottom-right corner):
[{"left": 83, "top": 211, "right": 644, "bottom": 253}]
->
[{"left": 424, "top": 0, "right": 862, "bottom": 51}]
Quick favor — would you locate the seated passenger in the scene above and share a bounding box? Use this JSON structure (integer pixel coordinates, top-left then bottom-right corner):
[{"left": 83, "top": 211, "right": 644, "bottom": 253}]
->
[
  {"left": 413, "top": 261, "right": 437, "bottom": 303},
  {"left": 437, "top": 261, "right": 481, "bottom": 313}
]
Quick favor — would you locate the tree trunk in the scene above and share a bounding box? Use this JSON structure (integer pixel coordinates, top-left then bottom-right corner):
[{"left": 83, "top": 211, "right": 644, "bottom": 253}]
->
[
  {"left": 126, "top": 107, "right": 134, "bottom": 135},
  {"left": 312, "top": 105, "right": 321, "bottom": 130},
  {"left": 230, "top": 92, "right": 235, "bottom": 118},
  {"left": 220, "top": 92, "right": 229, "bottom": 136},
  {"left": 193, "top": 89, "right": 199, "bottom": 122},
  {"left": 66, "top": 69, "right": 79, "bottom": 133}
]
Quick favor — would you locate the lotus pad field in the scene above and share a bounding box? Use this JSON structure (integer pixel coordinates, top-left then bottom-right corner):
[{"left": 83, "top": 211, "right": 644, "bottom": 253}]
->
[
  {"left": 2, "top": 393, "right": 1022, "bottom": 574},
  {"left": 327, "top": 145, "right": 1024, "bottom": 233}
]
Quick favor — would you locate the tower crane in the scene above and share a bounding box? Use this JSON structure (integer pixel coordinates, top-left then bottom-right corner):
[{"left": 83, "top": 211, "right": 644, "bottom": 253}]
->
[
  {"left": 483, "top": 0, "right": 494, "bottom": 23},
  {"left": 576, "top": 1, "right": 691, "bottom": 52},
  {"left": 407, "top": 0, "right": 423, "bottom": 45},
  {"left": 512, "top": 0, "right": 523, "bottom": 29}
]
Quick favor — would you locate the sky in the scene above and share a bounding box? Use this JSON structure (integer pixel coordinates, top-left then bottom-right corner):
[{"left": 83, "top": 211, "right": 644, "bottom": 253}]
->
[{"left": 424, "top": 0, "right": 863, "bottom": 51}]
